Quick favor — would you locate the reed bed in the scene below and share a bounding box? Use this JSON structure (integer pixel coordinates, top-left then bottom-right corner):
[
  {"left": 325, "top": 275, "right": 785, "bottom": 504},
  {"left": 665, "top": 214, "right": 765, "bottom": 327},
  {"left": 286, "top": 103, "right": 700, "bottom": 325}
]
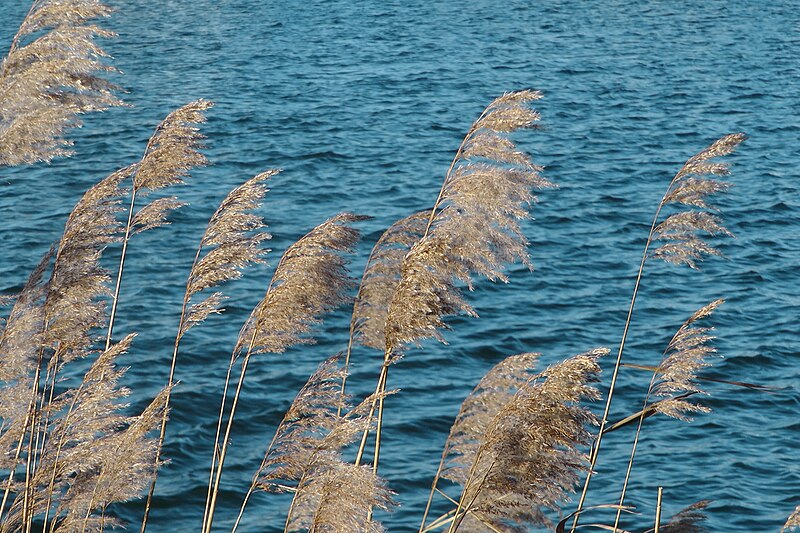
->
[{"left": 0, "top": 1, "right": 795, "bottom": 532}]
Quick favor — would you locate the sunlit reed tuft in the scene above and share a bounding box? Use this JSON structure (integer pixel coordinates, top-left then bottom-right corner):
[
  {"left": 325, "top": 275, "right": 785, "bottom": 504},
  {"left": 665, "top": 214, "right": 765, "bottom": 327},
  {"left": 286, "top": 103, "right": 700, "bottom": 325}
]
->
[{"left": 0, "top": 0, "right": 121, "bottom": 165}]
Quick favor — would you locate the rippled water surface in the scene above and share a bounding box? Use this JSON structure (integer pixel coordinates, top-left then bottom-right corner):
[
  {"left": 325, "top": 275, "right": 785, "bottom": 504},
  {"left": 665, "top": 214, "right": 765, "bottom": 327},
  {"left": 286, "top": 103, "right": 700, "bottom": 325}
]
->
[{"left": 1, "top": 1, "right": 799, "bottom": 531}]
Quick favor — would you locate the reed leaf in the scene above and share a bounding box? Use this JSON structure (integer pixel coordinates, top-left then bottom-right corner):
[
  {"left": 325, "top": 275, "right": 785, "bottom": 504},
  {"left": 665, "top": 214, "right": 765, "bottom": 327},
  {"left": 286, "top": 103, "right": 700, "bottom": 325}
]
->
[{"left": 0, "top": 0, "right": 121, "bottom": 165}]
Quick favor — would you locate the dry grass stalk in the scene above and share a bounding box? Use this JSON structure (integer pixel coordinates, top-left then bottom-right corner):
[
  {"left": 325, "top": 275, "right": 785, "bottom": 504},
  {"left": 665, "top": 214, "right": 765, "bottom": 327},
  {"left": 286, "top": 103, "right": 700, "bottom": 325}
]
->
[
  {"left": 106, "top": 99, "right": 212, "bottom": 350},
  {"left": 571, "top": 134, "right": 745, "bottom": 532},
  {"left": 202, "top": 213, "right": 366, "bottom": 533},
  {"left": 351, "top": 211, "right": 429, "bottom": 352},
  {"left": 385, "top": 90, "right": 551, "bottom": 353},
  {"left": 424, "top": 349, "right": 604, "bottom": 533},
  {"left": 612, "top": 301, "right": 723, "bottom": 532},
  {"left": 140, "top": 170, "right": 273, "bottom": 532},
  {"left": 0, "top": 332, "right": 168, "bottom": 533},
  {"left": 15, "top": 166, "right": 129, "bottom": 528},
  {"left": 0, "top": 0, "right": 121, "bottom": 165}
]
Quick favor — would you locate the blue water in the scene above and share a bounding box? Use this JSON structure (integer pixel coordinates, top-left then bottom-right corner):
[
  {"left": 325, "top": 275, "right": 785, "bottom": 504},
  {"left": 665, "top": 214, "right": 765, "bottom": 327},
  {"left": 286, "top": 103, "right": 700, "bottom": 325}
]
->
[{"left": 1, "top": 1, "right": 799, "bottom": 531}]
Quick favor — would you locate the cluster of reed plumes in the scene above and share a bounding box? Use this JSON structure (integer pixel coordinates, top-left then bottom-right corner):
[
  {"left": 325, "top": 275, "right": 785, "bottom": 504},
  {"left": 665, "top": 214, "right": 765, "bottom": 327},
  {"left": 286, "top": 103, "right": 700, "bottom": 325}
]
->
[{"left": 0, "top": 1, "right": 796, "bottom": 532}]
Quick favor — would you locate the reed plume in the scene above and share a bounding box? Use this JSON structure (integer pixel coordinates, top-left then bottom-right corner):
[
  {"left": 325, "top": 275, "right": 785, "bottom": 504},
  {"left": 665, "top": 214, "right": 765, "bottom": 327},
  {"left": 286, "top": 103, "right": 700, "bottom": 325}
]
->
[
  {"left": 612, "top": 300, "right": 723, "bottom": 531},
  {"left": 361, "top": 91, "right": 551, "bottom": 483},
  {"left": 203, "top": 213, "right": 367, "bottom": 533},
  {"left": 30, "top": 164, "right": 129, "bottom": 498},
  {"left": 343, "top": 211, "right": 427, "bottom": 430},
  {"left": 572, "top": 134, "right": 745, "bottom": 531},
  {"left": 419, "top": 353, "right": 540, "bottom": 530},
  {"left": 385, "top": 90, "right": 551, "bottom": 352},
  {"left": 420, "top": 349, "right": 604, "bottom": 533},
  {"left": 106, "top": 99, "right": 212, "bottom": 349},
  {"left": 0, "top": 0, "right": 121, "bottom": 165},
  {"left": 657, "top": 500, "right": 711, "bottom": 533},
  {"left": 140, "top": 170, "right": 273, "bottom": 531},
  {"left": 351, "top": 211, "right": 429, "bottom": 352},
  {"left": 783, "top": 505, "right": 800, "bottom": 533},
  {"left": 232, "top": 356, "right": 392, "bottom": 533},
  {"left": 0, "top": 250, "right": 52, "bottom": 469}
]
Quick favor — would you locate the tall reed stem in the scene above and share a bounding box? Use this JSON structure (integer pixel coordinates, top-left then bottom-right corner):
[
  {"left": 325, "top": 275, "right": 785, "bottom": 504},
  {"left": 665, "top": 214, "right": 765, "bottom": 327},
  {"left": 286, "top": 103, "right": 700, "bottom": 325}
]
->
[{"left": 570, "top": 188, "right": 671, "bottom": 533}]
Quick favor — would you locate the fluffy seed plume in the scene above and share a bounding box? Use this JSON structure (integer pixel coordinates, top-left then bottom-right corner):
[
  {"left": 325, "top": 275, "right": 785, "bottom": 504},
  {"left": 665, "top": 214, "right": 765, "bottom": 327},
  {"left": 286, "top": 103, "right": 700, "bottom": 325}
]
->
[
  {"left": 783, "top": 505, "right": 800, "bottom": 532},
  {"left": 236, "top": 213, "right": 368, "bottom": 356},
  {"left": 385, "top": 90, "right": 553, "bottom": 353},
  {"left": 652, "top": 300, "right": 724, "bottom": 420},
  {"left": 351, "top": 211, "right": 429, "bottom": 350},
  {"left": 232, "top": 356, "right": 392, "bottom": 533},
  {"left": 50, "top": 387, "right": 169, "bottom": 533},
  {"left": 257, "top": 356, "right": 350, "bottom": 490},
  {"left": 133, "top": 99, "right": 212, "bottom": 192},
  {"left": 125, "top": 99, "right": 213, "bottom": 244},
  {"left": 440, "top": 353, "right": 540, "bottom": 487},
  {"left": 659, "top": 500, "right": 711, "bottom": 533},
  {"left": 0, "top": 0, "right": 122, "bottom": 165},
  {"left": 106, "top": 100, "right": 212, "bottom": 349},
  {"left": 205, "top": 214, "right": 367, "bottom": 533},
  {"left": 651, "top": 133, "right": 746, "bottom": 269},
  {"left": 181, "top": 170, "right": 274, "bottom": 338},
  {"left": 0, "top": 250, "right": 52, "bottom": 472},
  {"left": 44, "top": 165, "right": 130, "bottom": 363},
  {"left": 445, "top": 349, "right": 605, "bottom": 532}
]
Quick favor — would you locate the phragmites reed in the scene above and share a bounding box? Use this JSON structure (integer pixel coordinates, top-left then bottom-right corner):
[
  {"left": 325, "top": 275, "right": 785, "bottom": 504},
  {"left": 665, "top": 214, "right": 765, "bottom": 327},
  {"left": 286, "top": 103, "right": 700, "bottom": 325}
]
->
[
  {"left": 657, "top": 500, "right": 711, "bottom": 533},
  {"left": 613, "top": 300, "right": 723, "bottom": 531},
  {"left": 202, "top": 213, "right": 367, "bottom": 533},
  {"left": 106, "top": 99, "right": 213, "bottom": 350},
  {"left": 140, "top": 170, "right": 273, "bottom": 532},
  {"left": 363, "top": 91, "right": 552, "bottom": 483},
  {"left": 429, "top": 349, "right": 605, "bottom": 533},
  {"left": 419, "top": 352, "right": 540, "bottom": 531},
  {"left": 351, "top": 211, "right": 429, "bottom": 352},
  {"left": 233, "top": 356, "right": 392, "bottom": 533},
  {"left": 0, "top": 0, "right": 121, "bottom": 165},
  {"left": 783, "top": 505, "right": 800, "bottom": 533},
  {"left": 344, "top": 211, "right": 427, "bottom": 436},
  {"left": 385, "top": 90, "right": 552, "bottom": 352},
  {"left": 571, "top": 133, "right": 746, "bottom": 531}
]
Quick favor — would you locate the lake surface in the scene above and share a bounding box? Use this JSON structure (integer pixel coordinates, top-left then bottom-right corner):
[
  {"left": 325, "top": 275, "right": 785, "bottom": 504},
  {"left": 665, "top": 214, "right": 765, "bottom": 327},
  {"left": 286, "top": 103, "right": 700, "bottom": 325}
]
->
[{"left": 1, "top": 1, "right": 798, "bottom": 531}]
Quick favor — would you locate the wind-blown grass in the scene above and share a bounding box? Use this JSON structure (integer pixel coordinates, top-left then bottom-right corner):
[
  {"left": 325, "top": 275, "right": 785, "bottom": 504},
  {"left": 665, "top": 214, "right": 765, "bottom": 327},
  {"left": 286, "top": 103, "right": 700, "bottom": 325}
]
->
[{"left": 1, "top": 1, "right": 793, "bottom": 531}]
